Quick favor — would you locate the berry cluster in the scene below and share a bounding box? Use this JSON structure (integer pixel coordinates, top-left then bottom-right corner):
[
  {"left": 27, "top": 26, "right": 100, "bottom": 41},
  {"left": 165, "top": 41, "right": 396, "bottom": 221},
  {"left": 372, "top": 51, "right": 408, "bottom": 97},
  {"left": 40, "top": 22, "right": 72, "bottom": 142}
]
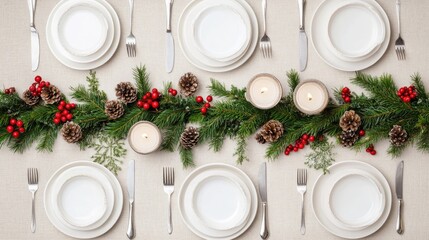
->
[
  {"left": 366, "top": 144, "right": 377, "bottom": 155},
  {"left": 3, "top": 87, "right": 16, "bottom": 94},
  {"left": 137, "top": 88, "right": 161, "bottom": 110},
  {"left": 168, "top": 88, "right": 178, "bottom": 96},
  {"left": 6, "top": 118, "right": 25, "bottom": 138},
  {"left": 284, "top": 134, "right": 316, "bottom": 156},
  {"left": 29, "top": 75, "right": 51, "bottom": 96},
  {"left": 397, "top": 85, "right": 417, "bottom": 103},
  {"left": 341, "top": 87, "right": 351, "bottom": 103},
  {"left": 196, "top": 95, "right": 213, "bottom": 115},
  {"left": 53, "top": 100, "right": 76, "bottom": 125}
]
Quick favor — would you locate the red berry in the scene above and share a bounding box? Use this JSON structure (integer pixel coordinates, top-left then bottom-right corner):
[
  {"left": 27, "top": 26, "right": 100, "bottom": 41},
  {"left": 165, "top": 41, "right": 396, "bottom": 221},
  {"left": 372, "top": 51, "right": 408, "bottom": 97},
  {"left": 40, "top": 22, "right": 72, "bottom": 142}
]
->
[
  {"left": 143, "top": 103, "right": 150, "bottom": 110},
  {"left": 309, "top": 136, "right": 316, "bottom": 142},
  {"left": 204, "top": 102, "right": 211, "bottom": 108},
  {"left": 206, "top": 95, "right": 213, "bottom": 102},
  {"left": 9, "top": 119, "right": 17, "bottom": 126},
  {"left": 6, "top": 125, "right": 14, "bottom": 133},
  {"left": 299, "top": 143, "right": 305, "bottom": 149},
  {"left": 4, "top": 89, "right": 10, "bottom": 94},
  {"left": 29, "top": 85, "right": 36, "bottom": 92},
  {"left": 145, "top": 92, "right": 152, "bottom": 98},
  {"left": 61, "top": 116, "right": 67, "bottom": 123},
  {"left": 143, "top": 95, "right": 147, "bottom": 100},
  {"left": 151, "top": 101, "right": 160, "bottom": 109},
  {"left": 62, "top": 110, "right": 69, "bottom": 116},
  {"left": 284, "top": 150, "right": 290, "bottom": 156},
  {"left": 36, "top": 87, "right": 42, "bottom": 93},
  {"left": 39, "top": 81, "right": 45, "bottom": 88},
  {"left": 196, "top": 96, "right": 204, "bottom": 103},
  {"left": 201, "top": 107, "right": 208, "bottom": 115},
  {"left": 403, "top": 96, "right": 411, "bottom": 103},
  {"left": 302, "top": 134, "right": 309, "bottom": 140},
  {"left": 137, "top": 100, "right": 144, "bottom": 108},
  {"left": 399, "top": 88, "right": 405, "bottom": 94},
  {"left": 147, "top": 99, "right": 153, "bottom": 105},
  {"left": 35, "top": 75, "right": 42, "bottom": 83},
  {"left": 302, "top": 140, "right": 308, "bottom": 145},
  {"left": 344, "top": 96, "right": 351, "bottom": 103},
  {"left": 342, "top": 87, "right": 350, "bottom": 94},
  {"left": 16, "top": 120, "right": 23, "bottom": 127},
  {"left": 12, "top": 131, "right": 20, "bottom": 138},
  {"left": 168, "top": 88, "right": 173, "bottom": 93},
  {"left": 32, "top": 92, "right": 37, "bottom": 96},
  {"left": 151, "top": 92, "right": 159, "bottom": 100},
  {"left": 370, "top": 150, "right": 377, "bottom": 155},
  {"left": 53, "top": 118, "right": 61, "bottom": 125},
  {"left": 70, "top": 103, "right": 76, "bottom": 109},
  {"left": 45, "top": 81, "right": 50, "bottom": 87},
  {"left": 359, "top": 130, "right": 366, "bottom": 136},
  {"left": 366, "top": 148, "right": 371, "bottom": 153},
  {"left": 66, "top": 114, "right": 73, "bottom": 120},
  {"left": 59, "top": 100, "right": 66, "bottom": 106},
  {"left": 9, "top": 87, "right": 15, "bottom": 93},
  {"left": 19, "top": 127, "right": 25, "bottom": 133},
  {"left": 55, "top": 112, "right": 61, "bottom": 119},
  {"left": 171, "top": 90, "right": 177, "bottom": 96},
  {"left": 293, "top": 147, "right": 299, "bottom": 152},
  {"left": 65, "top": 104, "right": 72, "bottom": 110},
  {"left": 152, "top": 88, "right": 158, "bottom": 93}
]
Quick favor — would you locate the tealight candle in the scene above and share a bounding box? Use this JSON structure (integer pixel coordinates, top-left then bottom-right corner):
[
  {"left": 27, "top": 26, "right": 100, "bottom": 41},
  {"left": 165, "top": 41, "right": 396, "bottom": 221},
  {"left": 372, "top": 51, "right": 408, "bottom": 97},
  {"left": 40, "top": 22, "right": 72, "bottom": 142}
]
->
[
  {"left": 128, "top": 121, "right": 162, "bottom": 154},
  {"left": 245, "top": 74, "right": 283, "bottom": 109},
  {"left": 293, "top": 80, "right": 329, "bottom": 115}
]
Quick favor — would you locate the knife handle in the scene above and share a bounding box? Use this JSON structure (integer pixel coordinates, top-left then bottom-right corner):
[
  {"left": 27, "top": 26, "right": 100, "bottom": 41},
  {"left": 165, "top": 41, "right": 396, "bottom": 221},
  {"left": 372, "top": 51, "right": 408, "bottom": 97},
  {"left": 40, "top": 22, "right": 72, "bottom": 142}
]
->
[
  {"left": 298, "top": 0, "right": 305, "bottom": 30},
  {"left": 127, "top": 201, "right": 135, "bottom": 239},
  {"left": 27, "top": 0, "right": 36, "bottom": 27},
  {"left": 260, "top": 202, "right": 269, "bottom": 239},
  {"left": 165, "top": 0, "right": 173, "bottom": 31},
  {"left": 262, "top": 0, "right": 267, "bottom": 34},
  {"left": 396, "top": 199, "right": 404, "bottom": 234}
]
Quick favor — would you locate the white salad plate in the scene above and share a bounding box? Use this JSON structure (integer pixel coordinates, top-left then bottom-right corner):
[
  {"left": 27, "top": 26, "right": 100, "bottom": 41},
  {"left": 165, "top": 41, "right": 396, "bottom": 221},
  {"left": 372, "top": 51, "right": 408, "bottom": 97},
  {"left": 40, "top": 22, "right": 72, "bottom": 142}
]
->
[
  {"left": 179, "top": 163, "right": 258, "bottom": 240},
  {"left": 311, "top": 0, "right": 390, "bottom": 71},
  {"left": 312, "top": 161, "right": 392, "bottom": 239},
  {"left": 44, "top": 161, "right": 123, "bottom": 239},
  {"left": 46, "top": 0, "right": 120, "bottom": 70}
]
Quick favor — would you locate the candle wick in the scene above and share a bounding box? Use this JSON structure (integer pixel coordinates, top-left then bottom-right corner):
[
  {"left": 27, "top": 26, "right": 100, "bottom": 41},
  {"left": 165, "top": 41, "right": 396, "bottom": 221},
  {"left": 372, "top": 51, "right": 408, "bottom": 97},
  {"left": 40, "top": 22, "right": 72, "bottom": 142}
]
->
[
  {"left": 260, "top": 87, "right": 268, "bottom": 94},
  {"left": 142, "top": 133, "right": 148, "bottom": 139},
  {"left": 307, "top": 93, "right": 313, "bottom": 101}
]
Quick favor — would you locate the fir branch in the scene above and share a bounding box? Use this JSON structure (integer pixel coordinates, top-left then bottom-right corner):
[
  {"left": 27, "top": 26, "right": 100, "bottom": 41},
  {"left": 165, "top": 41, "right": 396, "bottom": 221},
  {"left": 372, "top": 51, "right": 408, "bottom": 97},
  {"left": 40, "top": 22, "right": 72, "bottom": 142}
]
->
[
  {"left": 179, "top": 146, "right": 195, "bottom": 168},
  {"left": 0, "top": 92, "right": 30, "bottom": 117},
  {"left": 105, "top": 108, "right": 154, "bottom": 139},
  {"left": 90, "top": 133, "right": 126, "bottom": 175},
  {"left": 209, "top": 79, "right": 245, "bottom": 99},
  {"left": 351, "top": 72, "right": 398, "bottom": 104},
  {"left": 233, "top": 134, "right": 248, "bottom": 164},
  {"left": 8, "top": 123, "right": 43, "bottom": 153},
  {"left": 287, "top": 69, "right": 300, "bottom": 91},
  {"left": 161, "top": 125, "right": 185, "bottom": 152},
  {"left": 134, "top": 65, "right": 151, "bottom": 98},
  {"left": 305, "top": 138, "right": 335, "bottom": 174},
  {"left": 37, "top": 127, "right": 58, "bottom": 152},
  {"left": 411, "top": 73, "right": 428, "bottom": 102}
]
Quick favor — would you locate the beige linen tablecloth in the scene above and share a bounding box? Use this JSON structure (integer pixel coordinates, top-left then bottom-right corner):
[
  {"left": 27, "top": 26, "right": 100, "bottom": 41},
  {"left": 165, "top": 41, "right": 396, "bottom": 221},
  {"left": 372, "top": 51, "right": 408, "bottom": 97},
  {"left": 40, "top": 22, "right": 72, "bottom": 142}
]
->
[{"left": 1, "top": 0, "right": 428, "bottom": 239}]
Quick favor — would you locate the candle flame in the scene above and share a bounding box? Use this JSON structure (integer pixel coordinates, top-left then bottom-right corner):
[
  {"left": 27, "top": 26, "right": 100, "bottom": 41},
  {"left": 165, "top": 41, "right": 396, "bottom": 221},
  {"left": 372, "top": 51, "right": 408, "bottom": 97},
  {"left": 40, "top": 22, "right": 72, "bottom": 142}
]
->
[
  {"left": 307, "top": 93, "right": 313, "bottom": 101},
  {"left": 260, "top": 87, "right": 268, "bottom": 94},
  {"left": 142, "top": 133, "right": 148, "bottom": 139}
]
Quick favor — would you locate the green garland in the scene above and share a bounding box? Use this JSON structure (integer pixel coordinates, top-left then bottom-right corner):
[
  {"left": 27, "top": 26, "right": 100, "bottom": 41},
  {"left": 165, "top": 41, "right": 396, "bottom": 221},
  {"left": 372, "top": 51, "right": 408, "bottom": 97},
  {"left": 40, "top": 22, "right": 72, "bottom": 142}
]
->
[{"left": 0, "top": 66, "right": 428, "bottom": 174}]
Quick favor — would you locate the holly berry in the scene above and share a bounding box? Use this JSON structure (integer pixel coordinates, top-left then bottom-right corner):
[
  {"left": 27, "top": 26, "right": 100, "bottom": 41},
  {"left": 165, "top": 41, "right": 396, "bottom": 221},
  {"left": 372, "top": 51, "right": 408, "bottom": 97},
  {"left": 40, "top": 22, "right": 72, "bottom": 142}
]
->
[
  {"left": 152, "top": 88, "right": 158, "bottom": 93},
  {"left": 206, "top": 95, "right": 213, "bottom": 102},
  {"left": 204, "top": 103, "right": 211, "bottom": 108},
  {"left": 4, "top": 89, "right": 10, "bottom": 94},
  {"left": 16, "top": 120, "right": 23, "bottom": 127},
  {"left": 309, "top": 135, "right": 316, "bottom": 142},
  {"left": 366, "top": 144, "right": 376, "bottom": 156},
  {"left": 58, "top": 105, "right": 64, "bottom": 111},
  {"left": 19, "top": 127, "right": 25, "bottom": 133},
  {"left": 359, "top": 129, "right": 366, "bottom": 136},
  {"left": 196, "top": 96, "right": 204, "bottom": 103},
  {"left": 152, "top": 92, "right": 159, "bottom": 100},
  {"left": 61, "top": 116, "right": 67, "bottom": 122},
  {"left": 29, "top": 85, "right": 36, "bottom": 92},
  {"left": 151, "top": 101, "right": 160, "bottom": 109},
  {"left": 370, "top": 150, "right": 377, "bottom": 155},
  {"left": 55, "top": 112, "right": 62, "bottom": 119},
  {"left": 344, "top": 96, "right": 351, "bottom": 103},
  {"left": 35, "top": 75, "right": 42, "bottom": 83},
  {"left": 6, "top": 125, "right": 14, "bottom": 133},
  {"left": 143, "top": 103, "right": 150, "bottom": 110},
  {"left": 9, "top": 119, "right": 17, "bottom": 126},
  {"left": 201, "top": 107, "right": 208, "bottom": 115},
  {"left": 341, "top": 87, "right": 352, "bottom": 103},
  {"left": 397, "top": 85, "right": 417, "bottom": 103},
  {"left": 65, "top": 104, "right": 72, "bottom": 110},
  {"left": 66, "top": 114, "right": 73, "bottom": 120},
  {"left": 53, "top": 118, "right": 61, "bottom": 125},
  {"left": 171, "top": 89, "right": 177, "bottom": 96},
  {"left": 12, "top": 131, "right": 20, "bottom": 139},
  {"left": 137, "top": 100, "right": 144, "bottom": 108}
]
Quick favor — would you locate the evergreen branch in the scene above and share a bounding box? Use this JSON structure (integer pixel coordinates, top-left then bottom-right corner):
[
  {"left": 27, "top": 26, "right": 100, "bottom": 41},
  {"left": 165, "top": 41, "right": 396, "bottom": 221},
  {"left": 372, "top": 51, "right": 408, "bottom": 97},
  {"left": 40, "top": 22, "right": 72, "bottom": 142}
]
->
[
  {"left": 411, "top": 73, "right": 428, "bottom": 101},
  {"left": 287, "top": 69, "right": 300, "bottom": 91},
  {"left": 161, "top": 124, "right": 185, "bottom": 152},
  {"left": 179, "top": 146, "right": 195, "bottom": 168},
  {"left": 209, "top": 79, "right": 245, "bottom": 99},
  {"left": 234, "top": 134, "right": 248, "bottom": 164},
  {"left": 305, "top": 138, "right": 335, "bottom": 174},
  {"left": 105, "top": 108, "right": 154, "bottom": 139},
  {"left": 134, "top": 65, "right": 151, "bottom": 98},
  {"left": 37, "top": 127, "right": 58, "bottom": 152}
]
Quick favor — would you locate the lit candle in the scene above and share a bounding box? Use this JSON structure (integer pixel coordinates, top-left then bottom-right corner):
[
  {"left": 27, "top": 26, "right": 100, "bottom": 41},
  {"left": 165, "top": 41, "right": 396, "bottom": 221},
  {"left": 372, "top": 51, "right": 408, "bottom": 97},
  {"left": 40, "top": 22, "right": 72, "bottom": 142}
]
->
[
  {"left": 293, "top": 80, "right": 329, "bottom": 115},
  {"left": 128, "top": 121, "right": 162, "bottom": 154},
  {"left": 245, "top": 74, "right": 283, "bottom": 109}
]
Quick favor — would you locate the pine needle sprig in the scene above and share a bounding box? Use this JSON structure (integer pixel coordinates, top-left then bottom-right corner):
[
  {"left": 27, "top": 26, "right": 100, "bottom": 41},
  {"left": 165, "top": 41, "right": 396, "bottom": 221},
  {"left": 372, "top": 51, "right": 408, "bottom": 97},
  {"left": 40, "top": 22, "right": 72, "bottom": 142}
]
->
[
  {"left": 134, "top": 65, "right": 151, "bottom": 98},
  {"left": 179, "top": 146, "right": 195, "bottom": 168}
]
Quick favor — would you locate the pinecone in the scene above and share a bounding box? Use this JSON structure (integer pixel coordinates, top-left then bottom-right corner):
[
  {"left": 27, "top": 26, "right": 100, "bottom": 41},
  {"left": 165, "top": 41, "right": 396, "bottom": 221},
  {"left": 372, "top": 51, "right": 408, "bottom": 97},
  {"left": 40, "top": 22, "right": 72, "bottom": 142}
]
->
[
  {"left": 105, "top": 100, "right": 124, "bottom": 120},
  {"left": 61, "top": 122, "right": 82, "bottom": 143},
  {"left": 115, "top": 82, "right": 137, "bottom": 103},
  {"left": 339, "top": 130, "right": 359, "bottom": 147},
  {"left": 260, "top": 120, "right": 284, "bottom": 143},
  {"left": 180, "top": 126, "right": 199, "bottom": 149},
  {"left": 255, "top": 133, "right": 266, "bottom": 144},
  {"left": 179, "top": 72, "right": 199, "bottom": 97},
  {"left": 41, "top": 85, "right": 62, "bottom": 104},
  {"left": 389, "top": 125, "right": 408, "bottom": 147},
  {"left": 22, "top": 89, "right": 40, "bottom": 106},
  {"left": 339, "top": 110, "right": 361, "bottom": 132}
]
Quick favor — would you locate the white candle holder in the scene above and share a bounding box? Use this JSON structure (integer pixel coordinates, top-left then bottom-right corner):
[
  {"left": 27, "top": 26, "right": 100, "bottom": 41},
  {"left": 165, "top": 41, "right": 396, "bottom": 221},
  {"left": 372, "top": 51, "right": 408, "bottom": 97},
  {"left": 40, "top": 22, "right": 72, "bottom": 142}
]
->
[
  {"left": 293, "top": 79, "right": 329, "bottom": 115},
  {"left": 245, "top": 73, "right": 283, "bottom": 109},
  {"left": 128, "top": 121, "right": 162, "bottom": 155}
]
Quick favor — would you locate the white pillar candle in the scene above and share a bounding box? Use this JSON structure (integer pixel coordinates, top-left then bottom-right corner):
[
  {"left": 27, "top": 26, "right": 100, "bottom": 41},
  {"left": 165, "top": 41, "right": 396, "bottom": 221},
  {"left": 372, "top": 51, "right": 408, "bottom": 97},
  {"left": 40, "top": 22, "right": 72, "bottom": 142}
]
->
[
  {"left": 128, "top": 121, "right": 162, "bottom": 154},
  {"left": 245, "top": 74, "right": 283, "bottom": 109},
  {"left": 293, "top": 80, "right": 329, "bottom": 115}
]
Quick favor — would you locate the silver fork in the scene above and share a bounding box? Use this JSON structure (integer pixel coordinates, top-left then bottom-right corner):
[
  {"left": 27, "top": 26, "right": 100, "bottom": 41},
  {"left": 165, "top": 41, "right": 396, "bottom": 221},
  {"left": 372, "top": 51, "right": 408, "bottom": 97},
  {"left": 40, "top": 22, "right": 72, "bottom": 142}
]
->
[
  {"left": 297, "top": 169, "right": 307, "bottom": 235},
  {"left": 163, "top": 167, "right": 175, "bottom": 234},
  {"left": 126, "top": 0, "right": 136, "bottom": 57},
  {"left": 27, "top": 168, "right": 39, "bottom": 233},
  {"left": 260, "top": 0, "right": 272, "bottom": 58},
  {"left": 395, "top": 0, "right": 405, "bottom": 60}
]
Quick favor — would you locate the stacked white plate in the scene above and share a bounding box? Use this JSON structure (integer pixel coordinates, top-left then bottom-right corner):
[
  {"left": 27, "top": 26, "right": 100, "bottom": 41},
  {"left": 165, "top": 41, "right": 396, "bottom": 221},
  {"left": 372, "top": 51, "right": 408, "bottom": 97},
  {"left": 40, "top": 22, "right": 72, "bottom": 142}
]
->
[
  {"left": 44, "top": 161, "right": 123, "bottom": 239},
  {"left": 179, "top": 163, "right": 258, "bottom": 240},
  {"left": 178, "top": 0, "right": 258, "bottom": 72},
  {"left": 312, "top": 161, "right": 392, "bottom": 239},
  {"left": 311, "top": 0, "right": 390, "bottom": 71},
  {"left": 46, "top": 0, "right": 120, "bottom": 70}
]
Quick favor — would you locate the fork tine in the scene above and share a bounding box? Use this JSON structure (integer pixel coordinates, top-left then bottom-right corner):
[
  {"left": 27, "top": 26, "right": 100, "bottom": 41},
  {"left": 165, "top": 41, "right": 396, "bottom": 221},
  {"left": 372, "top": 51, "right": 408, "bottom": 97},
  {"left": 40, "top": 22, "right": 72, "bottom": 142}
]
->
[
  {"left": 402, "top": 48, "right": 406, "bottom": 60},
  {"left": 35, "top": 169, "right": 38, "bottom": 183}
]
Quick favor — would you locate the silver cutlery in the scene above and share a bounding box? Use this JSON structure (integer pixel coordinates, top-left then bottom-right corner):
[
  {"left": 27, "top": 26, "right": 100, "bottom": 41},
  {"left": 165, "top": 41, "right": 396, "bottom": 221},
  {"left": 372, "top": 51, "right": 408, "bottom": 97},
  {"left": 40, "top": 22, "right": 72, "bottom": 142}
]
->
[
  {"left": 394, "top": 0, "right": 405, "bottom": 60},
  {"left": 163, "top": 167, "right": 175, "bottom": 234},
  {"left": 127, "top": 160, "right": 135, "bottom": 239},
  {"left": 165, "top": 0, "right": 175, "bottom": 73},
  {"left": 27, "top": 168, "right": 39, "bottom": 233},
  {"left": 259, "top": 0, "right": 272, "bottom": 58},
  {"left": 395, "top": 161, "right": 404, "bottom": 234},
  {"left": 126, "top": 0, "right": 136, "bottom": 57},
  {"left": 27, "top": 0, "right": 39, "bottom": 71},
  {"left": 297, "top": 169, "right": 307, "bottom": 235},
  {"left": 258, "top": 163, "right": 269, "bottom": 239},
  {"left": 298, "top": 0, "right": 308, "bottom": 71}
]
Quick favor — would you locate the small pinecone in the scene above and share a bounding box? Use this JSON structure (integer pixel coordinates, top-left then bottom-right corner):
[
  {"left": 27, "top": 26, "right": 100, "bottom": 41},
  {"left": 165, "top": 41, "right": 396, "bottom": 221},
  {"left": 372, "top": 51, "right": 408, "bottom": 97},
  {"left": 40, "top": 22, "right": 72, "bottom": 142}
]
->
[
  {"left": 389, "top": 125, "right": 408, "bottom": 147},
  {"left": 260, "top": 120, "right": 284, "bottom": 143},
  {"left": 115, "top": 82, "right": 137, "bottom": 103},
  {"left": 22, "top": 89, "right": 40, "bottom": 106},
  {"left": 179, "top": 72, "right": 199, "bottom": 97},
  {"left": 180, "top": 126, "right": 199, "bottom": 149},
  {"left": 255, "top": 133, "right": 266, "bottom": 144},
  {"left": 61, "top": 122, "right": 82, "bottom": 143},
  {"left": 41, "top": 85, "right": 62, "bottom": 104},
  {"left": 339, "top": 110, "right": 361, "bottom": 132},
  {"left": 105, "top": 100, "right": 124, "bottom": 120},
  {"left": 339, "top": 130, "right": 359, "bottom": 147}
]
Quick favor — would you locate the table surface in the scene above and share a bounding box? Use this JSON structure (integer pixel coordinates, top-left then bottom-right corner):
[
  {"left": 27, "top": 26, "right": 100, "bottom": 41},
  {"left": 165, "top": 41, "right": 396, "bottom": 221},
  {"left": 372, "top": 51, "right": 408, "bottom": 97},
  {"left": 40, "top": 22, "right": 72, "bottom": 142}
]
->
[{"left": 1, "top": 0, "right": 429, "bottom": 239}]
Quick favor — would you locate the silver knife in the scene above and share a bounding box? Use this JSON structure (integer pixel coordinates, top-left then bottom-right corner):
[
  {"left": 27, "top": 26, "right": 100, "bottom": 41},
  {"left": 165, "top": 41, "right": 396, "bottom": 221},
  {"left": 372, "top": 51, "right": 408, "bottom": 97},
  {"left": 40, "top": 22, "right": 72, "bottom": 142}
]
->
[
  {"left": 258, "top": 162, "right": 269, "bottom": 239},
  {"left": 28, "top": 0, "right": 39, "bottom": 71},
  {"left": 396, "top": 161, "right": 404, "bottom": 234},
  {"left": 298, "top": 0, "right": 307, "bottom": 72},
  {"left": 127, "top": 160, "right": 135, "bottom": 239},
  {"left": 165, "top": 0, "right": 174, "bottom": 73}
]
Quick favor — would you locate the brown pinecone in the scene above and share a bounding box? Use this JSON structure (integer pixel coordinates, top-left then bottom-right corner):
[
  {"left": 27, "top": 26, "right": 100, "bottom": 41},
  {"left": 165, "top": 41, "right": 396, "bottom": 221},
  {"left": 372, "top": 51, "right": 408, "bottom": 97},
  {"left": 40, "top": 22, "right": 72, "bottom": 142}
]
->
[
  {"left": 180, "top": 126, "right": 199, "bottom": 149},
  {"left": 339, "top": 110, "right": 361, "bottom": 132},
  {"left": 260, "top": 120, "right": 284, "bottom": 143},
  {"left": 41, "top": 85, "right": 62, "bottom": 104},
  {"left": 179, "top": 72, "right": 199, "bottom": 97},
  {"left": 61, "top": 122, "right": 82, "bottom": 143},
  {"left": 115, "top": 82, "right": 137, "bottom": 103},
  {"left": 105, "top": 100, "right": 124, "bottom": 120},
  {"left": 22, "top": 89, "right": 40, "bottom": 106},
  {"left": 255, "top": 133, "right": 266, "bottom": 144},
  {"left": 389, "top": 125, "right": 408, "bottom": 147},
  {"left": 339, "top": 130, "right": 359, "bottom": 147}
]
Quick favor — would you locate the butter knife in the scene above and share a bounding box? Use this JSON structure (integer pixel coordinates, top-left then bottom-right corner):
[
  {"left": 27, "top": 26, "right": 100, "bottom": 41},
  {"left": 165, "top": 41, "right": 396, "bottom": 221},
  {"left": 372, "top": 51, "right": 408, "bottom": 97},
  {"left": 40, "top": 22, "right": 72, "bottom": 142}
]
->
[
  {"left": 396, "top": 161, "right": 404, "bottom": 234},
  {"left": 28, "top": 0, "right": 39, "bottom": 71},
  {"left": 165, "top": 0, "right": 174, "bottom": 73},
  {"left": 127, "top": 160, "right": 135, "bottom": 239},
  {"left": 298, "top": 0, "right": 307, "bottom": 72},
  {"left": 258, "top": 162, "right": 269, "bottom": 239}
]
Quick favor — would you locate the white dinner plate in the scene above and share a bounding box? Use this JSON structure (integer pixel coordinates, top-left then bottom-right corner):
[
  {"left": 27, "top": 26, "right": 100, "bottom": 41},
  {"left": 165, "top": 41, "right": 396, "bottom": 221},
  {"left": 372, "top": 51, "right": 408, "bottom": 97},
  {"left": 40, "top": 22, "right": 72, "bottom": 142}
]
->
[
  {"left": 311, "top": 0, "right": 390, "bottom": 71},
  {"left": 312, "top": 161, "right": 392, "bottom": 239},
  {"left": 46, "top": 0, "right": 120, "bottom": 70},
  {"left": 179, "top": 163, "right": 258, "bottom": 240},
  {"left": 44, "top": 161, "right": 123, "bottom": 239}
]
